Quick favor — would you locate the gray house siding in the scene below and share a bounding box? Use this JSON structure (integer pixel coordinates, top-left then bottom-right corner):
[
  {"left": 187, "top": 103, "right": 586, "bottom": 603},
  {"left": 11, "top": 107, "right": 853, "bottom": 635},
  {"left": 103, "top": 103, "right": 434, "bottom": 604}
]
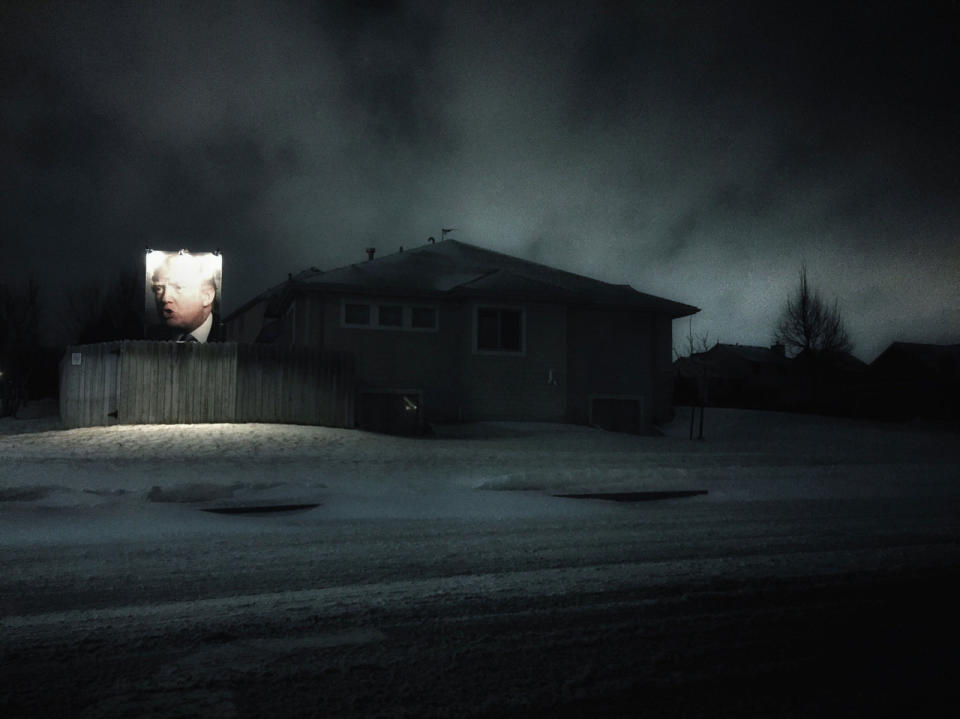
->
[
  {"left": 458, "top": 301, "right": 567, "bottom": 422},
  {"left": 319, "top": 294, "right": 462, "bottom": 422},
  {"left": 306, "top": 295, "right": 568, "bottom": 423},
  {"left": 243, "top": 293, "right": 672, "bottom": 430},
  {"left": 225, "top": 299, "right": 268, "bottom": 344},
  {"left": 566, "top": 308, "right": 660, "bottom": 428},
  {"left": 292, "top": 293, "right": 325, "bottom": 347},
  {"left": 652, "top": 315, "right": 675, "bottom": 423}
]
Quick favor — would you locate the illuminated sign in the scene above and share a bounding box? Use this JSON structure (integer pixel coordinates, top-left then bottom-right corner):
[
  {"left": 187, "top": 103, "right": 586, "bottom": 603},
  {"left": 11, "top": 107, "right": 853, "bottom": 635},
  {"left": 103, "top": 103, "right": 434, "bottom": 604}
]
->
[{"left": 145, "top": 250, "right": 222, "bottom": 342}]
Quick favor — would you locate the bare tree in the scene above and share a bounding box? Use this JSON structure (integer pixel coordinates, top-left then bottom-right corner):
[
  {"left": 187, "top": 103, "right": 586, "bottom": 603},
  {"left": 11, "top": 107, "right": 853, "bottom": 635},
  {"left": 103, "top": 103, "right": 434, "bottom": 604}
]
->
[
  {"left": 673, "top": 319, "right": 712, "bottom": 361},
  {"left": 0, "top": 279, "right": 42, "bottom": 415},
  {"left": 61, "top": 270, "right": 144, "bottom": 344},
  {"left": 774, "top": 265, "right": 852, "bottom": 358},
  {"left": 0, "top": 278, "right": 41, "bottom": 348},
  {"left": 674, "top": 319, "right": 712, "bottom": 439}
]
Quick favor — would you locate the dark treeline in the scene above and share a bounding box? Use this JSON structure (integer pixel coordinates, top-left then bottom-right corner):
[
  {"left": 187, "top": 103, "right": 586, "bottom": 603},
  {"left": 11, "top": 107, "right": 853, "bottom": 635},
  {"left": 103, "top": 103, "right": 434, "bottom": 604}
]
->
[{"left": 1, "top": 271, "right": 144, "bottom": 414}]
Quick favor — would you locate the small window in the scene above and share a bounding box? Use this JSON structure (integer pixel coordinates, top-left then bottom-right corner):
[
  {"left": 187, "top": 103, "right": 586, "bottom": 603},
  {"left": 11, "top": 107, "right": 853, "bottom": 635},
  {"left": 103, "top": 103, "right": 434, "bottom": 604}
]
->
[
  {"left": 342, "top": 300, "right": 437, "bottom": 332},
  {"left": 476, "top": 307, "right": 523, "bottom": 352},
  {"left": 477, "top": 308, "right": 500, "bottom": 350},
  {"left": 500, "top": 311, "right": 521, "bottom": 351},
  {"left": 344, "top": 303, "right": 370, "bottom": 325},
  {"left": 378, "top": 305, "right": 403, "bottom": 326},
  {"left": 411, "top": 306, "right": 437, "bottom": 329}
]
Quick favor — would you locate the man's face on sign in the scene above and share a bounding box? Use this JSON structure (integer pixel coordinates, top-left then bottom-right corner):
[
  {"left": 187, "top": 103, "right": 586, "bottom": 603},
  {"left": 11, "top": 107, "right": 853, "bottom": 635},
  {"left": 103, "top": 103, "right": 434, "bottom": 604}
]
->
[{"left": 151, "top": 256, "right": 215, "bottom": 332}]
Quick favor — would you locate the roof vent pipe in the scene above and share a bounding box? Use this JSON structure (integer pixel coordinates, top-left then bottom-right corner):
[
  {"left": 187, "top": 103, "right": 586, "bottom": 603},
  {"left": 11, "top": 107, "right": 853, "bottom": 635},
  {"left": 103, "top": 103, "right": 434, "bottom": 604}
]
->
[{"left": 366, "top": 247, "right": 376, "bottom": 261}]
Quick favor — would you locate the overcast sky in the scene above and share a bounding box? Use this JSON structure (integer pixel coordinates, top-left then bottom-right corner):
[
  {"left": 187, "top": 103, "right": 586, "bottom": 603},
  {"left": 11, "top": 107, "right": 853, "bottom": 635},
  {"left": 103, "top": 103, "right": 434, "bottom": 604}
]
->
[{"left": 2, "top": 0, "right": 958, "bottom": 360}]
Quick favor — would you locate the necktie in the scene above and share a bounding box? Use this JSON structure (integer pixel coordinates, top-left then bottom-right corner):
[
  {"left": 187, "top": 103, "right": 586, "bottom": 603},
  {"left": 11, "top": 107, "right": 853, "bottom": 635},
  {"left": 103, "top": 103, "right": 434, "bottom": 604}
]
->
[{"left": 181, "top": 334, "right": 198, "bottom": 343}]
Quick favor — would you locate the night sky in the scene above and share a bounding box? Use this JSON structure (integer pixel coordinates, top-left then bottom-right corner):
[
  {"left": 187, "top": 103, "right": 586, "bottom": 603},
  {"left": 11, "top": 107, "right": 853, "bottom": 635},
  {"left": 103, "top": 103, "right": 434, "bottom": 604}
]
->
[{"left": 2, "top": 0, "right": 958, "bottom": 360}]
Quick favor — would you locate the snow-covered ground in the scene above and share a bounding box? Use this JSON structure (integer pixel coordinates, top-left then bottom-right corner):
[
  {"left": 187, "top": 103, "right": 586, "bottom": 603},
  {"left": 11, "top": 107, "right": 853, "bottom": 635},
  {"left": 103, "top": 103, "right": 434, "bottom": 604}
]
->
[
  {"left": 2, "top": 407, "right": 958, "bottom": 518},
  {"left": 2, "top": 409, "right": 959, "bottom": 717}
]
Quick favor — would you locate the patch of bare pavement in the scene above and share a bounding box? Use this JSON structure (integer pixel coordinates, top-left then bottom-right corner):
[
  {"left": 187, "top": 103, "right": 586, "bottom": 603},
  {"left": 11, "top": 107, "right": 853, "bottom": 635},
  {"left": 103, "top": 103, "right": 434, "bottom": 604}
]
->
[
  {"left": 200, "top": 503, "right": 321, "bottom": 515},
  {"left": 2, "top": 495, "right": 959, "bottom": 718},
  {"left": 555, "top": 490, "right": 708, "bottom": 502},
  {"left": 2, "top": 565, "right": 956, "bottom": 717}
]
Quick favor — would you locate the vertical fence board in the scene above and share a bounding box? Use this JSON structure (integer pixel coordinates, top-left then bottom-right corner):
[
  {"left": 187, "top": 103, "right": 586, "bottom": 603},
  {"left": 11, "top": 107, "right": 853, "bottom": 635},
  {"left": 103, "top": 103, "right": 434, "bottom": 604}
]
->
[
  {"left": 64, "top": 341, "right": 349, "bottom": 428},
  {"left": 59, "top": 342, "right": 122, "bottom": 427},
  {"left": 232, "top": 344, "right": 353, "bottom": 426}
]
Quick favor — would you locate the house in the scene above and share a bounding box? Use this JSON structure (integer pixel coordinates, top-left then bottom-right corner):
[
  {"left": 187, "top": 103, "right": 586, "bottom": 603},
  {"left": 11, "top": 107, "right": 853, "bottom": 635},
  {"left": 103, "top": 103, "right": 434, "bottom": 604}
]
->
[
  {"left": 791, "top": 348, "right": 869, "bottom": 415},
  {"left": 866, "top": 342, "right": 960, "bottom": 419},
  {"left": 674, "top": 343, "right": 796, "bottom": 410},
  {"left": 675, "top": 343, "right": 873, "bottom": 414},
  {"left": 224, "top": 239, "right": 698, "bottom": 433}
]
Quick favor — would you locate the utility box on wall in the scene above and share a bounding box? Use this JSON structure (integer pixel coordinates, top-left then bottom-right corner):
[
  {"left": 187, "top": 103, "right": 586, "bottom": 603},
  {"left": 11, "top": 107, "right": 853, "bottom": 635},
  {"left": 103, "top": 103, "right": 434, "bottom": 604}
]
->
[{"left": 357, "top": 389, "right": 423, "bottom": 435}]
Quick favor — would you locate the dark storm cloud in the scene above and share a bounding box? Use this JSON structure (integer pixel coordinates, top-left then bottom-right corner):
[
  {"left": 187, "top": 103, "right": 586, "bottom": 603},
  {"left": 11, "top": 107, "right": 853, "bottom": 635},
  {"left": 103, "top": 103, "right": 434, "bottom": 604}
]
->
[
  {"left": 4, "top": 1, "right": 339, "bottom": 302},
  {"left": 318, "top": 1, "right": 450, "bottom": 149},
  {"left": 1, "top": 0, "right": 957, "bottom": 358}
]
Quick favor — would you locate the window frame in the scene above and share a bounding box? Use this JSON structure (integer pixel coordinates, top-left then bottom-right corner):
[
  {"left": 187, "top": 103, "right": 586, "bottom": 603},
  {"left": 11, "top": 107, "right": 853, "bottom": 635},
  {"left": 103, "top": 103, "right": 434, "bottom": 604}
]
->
[
  {"left": 343, "top": 302, "right": 372, "bottom": 327},
  {"left": 472, "top": 304, "right": 526, "bottom": 356},
  {"left": 410, "top": 305, "right": 438, "bottom": 330},
  {"left": 340, "top": 299, "right": 438, "bottom": 332},
  {"left": 376, "top": 304, "right": 404, "bottom": 327}
]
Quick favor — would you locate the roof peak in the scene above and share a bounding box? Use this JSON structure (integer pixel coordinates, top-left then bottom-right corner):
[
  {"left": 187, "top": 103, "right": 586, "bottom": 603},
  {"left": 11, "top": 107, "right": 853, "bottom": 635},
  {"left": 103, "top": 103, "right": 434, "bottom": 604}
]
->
[{"left": 236, "top": 237, "right": 699, "bottom": 318}]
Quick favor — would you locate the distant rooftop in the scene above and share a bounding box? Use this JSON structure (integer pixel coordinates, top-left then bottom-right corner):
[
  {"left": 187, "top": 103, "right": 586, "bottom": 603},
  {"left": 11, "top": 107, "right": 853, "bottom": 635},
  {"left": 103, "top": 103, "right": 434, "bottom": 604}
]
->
[{"left": 699, "top": 343, "right": 790, "bottom": 364}]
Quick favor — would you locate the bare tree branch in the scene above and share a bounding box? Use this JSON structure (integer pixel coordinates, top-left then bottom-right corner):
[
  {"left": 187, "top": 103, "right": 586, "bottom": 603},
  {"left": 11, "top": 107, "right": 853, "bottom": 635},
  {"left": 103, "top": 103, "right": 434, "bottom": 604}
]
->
[
  {"left": 0, "top": 278, "right": 43, "bottom": 415},
  {"left": 674, "top": 318, "right": 712, "bottom": 360},
  {"left": 774, "top": 265, "right": 852, "bottom": 357},
  {"left": 61, "top": 270, "right": 144, "bottom": 344},
  {"left": 0, "top": 278, "right": 41, "bottom": 349}
]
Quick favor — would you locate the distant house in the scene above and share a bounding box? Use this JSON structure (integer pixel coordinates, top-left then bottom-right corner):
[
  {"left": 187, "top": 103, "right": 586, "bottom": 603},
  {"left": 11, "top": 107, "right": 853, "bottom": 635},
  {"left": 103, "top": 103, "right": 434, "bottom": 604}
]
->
[
  {"left": 675, "top": 343, "right": 795, "bottom": 410},
  {"left": 675, "top": 343, "right": 873, "bottom": 414},
  {"left": 866, "top": 342, "right": 960, "bottom": 419},
  {"left": 225, "top": 239, "right": 698, "bottom": 433},
  {"left": 793, "top": 349, "right": 869, "bottom": 415}
]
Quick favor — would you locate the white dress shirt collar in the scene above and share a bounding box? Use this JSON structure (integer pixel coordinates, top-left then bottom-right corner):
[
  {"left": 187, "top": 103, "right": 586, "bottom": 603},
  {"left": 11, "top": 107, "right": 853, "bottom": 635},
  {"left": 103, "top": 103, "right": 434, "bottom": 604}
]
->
[{"left": 182, "top": 313, "right": 213, "bottom": 343}]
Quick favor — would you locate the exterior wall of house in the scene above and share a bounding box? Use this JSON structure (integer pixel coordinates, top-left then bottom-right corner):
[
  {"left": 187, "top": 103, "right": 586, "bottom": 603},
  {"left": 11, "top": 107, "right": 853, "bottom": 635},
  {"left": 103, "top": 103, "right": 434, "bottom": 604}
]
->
[
  {"left": 315, "top": 295, "right": 568, "bottom": 424},
  {"left": 225, "top": 300, "right": 267, "bottom": 343},
  {"left": 318, "top": 294, "right": 463, "bottom": 422},
  {"left": 652, "top": 314, "right": 675, "bottom": 423},
  {"left": 457, "top": 300, "right": 567, "bottom": 422},
  {"left": 292, "top": 293, "right": 325, "bottom": 347},
  {"left": 565, "top": 308, "right": 661, "bottom": 429},
  {"left": 231, "top": 290, "right": 678, "bottom": 430}
]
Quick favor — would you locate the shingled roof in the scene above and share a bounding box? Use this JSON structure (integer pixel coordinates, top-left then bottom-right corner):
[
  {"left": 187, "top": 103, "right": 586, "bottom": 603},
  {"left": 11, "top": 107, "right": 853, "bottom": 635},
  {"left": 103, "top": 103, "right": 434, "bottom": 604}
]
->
[
  {"left": 871, "top": 342, "right": 960, "bottom": 376},
  {"left": 275, "top": 239, "right": 698, "bottom": 317}
]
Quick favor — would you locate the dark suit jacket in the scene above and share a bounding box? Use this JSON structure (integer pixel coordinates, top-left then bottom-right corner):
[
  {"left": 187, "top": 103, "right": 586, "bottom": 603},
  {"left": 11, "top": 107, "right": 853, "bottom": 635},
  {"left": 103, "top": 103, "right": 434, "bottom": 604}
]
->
[{"left": 144, "top": 316, "right": 225, "bottom": 342}]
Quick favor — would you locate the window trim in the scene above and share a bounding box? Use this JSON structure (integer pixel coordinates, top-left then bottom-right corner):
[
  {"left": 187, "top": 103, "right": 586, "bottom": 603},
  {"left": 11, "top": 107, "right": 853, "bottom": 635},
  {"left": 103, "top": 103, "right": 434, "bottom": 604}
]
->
[
  {"left": 376, "top": 304, "right": 404, "bottom": 327},
  {"left": 472, "top": 304, "right": 526, "bottom": 356},
  {"left": 410, "top": 305, "right": 439, "bottom": 330},
  {"left": 342, "top": 302, "right": 372, "bottom": 327},
  {"left": 340, "top": 299, "right": 438, "bottom": 332}
]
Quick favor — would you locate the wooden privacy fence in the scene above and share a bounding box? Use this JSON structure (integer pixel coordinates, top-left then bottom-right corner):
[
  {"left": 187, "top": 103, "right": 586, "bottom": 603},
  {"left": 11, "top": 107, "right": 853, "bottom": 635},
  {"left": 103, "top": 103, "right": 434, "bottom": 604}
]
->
[{"left": 60, "top": 342, "right": 355, "bottom": 428}]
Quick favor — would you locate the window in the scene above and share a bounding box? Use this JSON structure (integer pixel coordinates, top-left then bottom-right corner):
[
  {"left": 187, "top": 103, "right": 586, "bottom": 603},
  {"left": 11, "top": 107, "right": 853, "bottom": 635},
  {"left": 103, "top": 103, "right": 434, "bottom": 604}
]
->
[
  {"left": 344, "top": 303, "right": 371, "bottom": 325},
  {"left": 341, "top": 300, "right": 438, "bottom": 332},
  {"left": 411, "top": 306, "right": 437, "bottom": 329},
  {"left": 378, "top": 305, "right": 403, "bottom": 326},
  {"left": 476, "top": 307, "right": 523, "bottom": 353}
]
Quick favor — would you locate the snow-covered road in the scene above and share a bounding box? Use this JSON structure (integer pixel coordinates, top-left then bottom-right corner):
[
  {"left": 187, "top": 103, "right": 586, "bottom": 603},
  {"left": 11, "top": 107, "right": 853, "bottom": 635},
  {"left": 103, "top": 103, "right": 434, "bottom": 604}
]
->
[{"left": 2, "top": 409, "right": 959, "bottom": 716}]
